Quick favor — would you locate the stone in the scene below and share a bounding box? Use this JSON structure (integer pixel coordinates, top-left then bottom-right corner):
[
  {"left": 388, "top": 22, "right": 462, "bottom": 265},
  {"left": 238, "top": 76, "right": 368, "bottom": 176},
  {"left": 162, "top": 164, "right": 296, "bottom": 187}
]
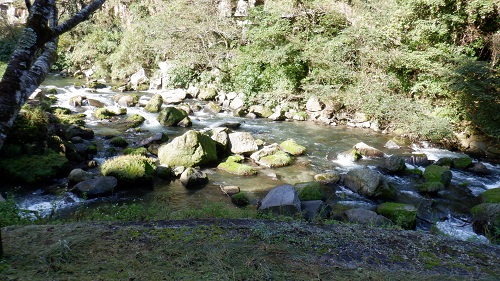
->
[
  {"left": 126, "top": 114, "right": 145, "bottom": 128},
  {"left": 115, "top": 94, "right": 139, "bottom": 107},
  {"left": 68, "top": 168, "right": 93, "bottom": 186},
  {"left": 145, "top": 94, "right": 163, "bottom": 113},
  {"left": 229, "top": 96, "right": 245, "bottom": 110},
  {"left": 69, "top": 95, "right": 86, "bottom": 107},
  {"left": 314, "top": 171, "right": 341, "bottom": 184},
  {"left": 381, "top": 155, "right": 406, "bottom": 173},
  {"left": 221, "top": 185, "right": 240, "bottom": 195},
  {"left": 251, "top": 144, "right": 293, "bottom": 168},
  {"left": 402, "top": 153, "right": 430, "bottom": 166},
  {"left": 343, "top": 167, "right": 395, "bottom": 199},
  {"left": 177, "top": 117, "right": 193, "bottom": 127},
  {"left": 296, "top": 182, "right": 325, "bottom": 201},
  {"left": 280, "top": 139, "right": 306, "bottom": 156},
  {"left": 480, "top": 188, "right": 500, "bottom": 203},
  {"left": 268, "top": 110, "right": 286, "bottom": 121},
  {"left": 231, "top": 192, "right": 250, "bottom": 206},
  {"left": 87, "top": 99, "right": 105, "bottom": 108},
  {"left": 157, "top": 107, "right": 191, "bottom": 127},
  {"left": 468, "top": 162, "right": 491, "bottom": 175},
  {"left": 416, "top": 182, "right": 445, "bottom": 194},
  {"left": 384, "top": 140, "right": 401, "bottom": 149},
  {"left": 229, "top": 132, "right": 258, "bottom": 155},
  {"left": 161, "top": 89, "right": 187, "bottom": 104},
  {"left": 211, "top": 127, "right": 230, "bottom": 157},
  {"left": 204, "top": 102, "right": 222, "bottom": 114},
  {"left": 306, "top": 96, "right": 323, "bottom": 112},
  {"left": 345, "top": 208, "right": 393, "bottom": 227},
  {"left": 259, "top": 184, "right": 301, "bottom": 216},
  {"left": 198, "top": 86, "right": 217, "bottom": 100},
  {"left": 65, "top": 125, "right": 94, "bottom": 140},
  {"left": 423, "top": 165, "right": 452, "bottom": 186},
  {"left": 452, "top": 157, "right": 473, "bottom": 169},
  {"left": 110, "top": 137, "right": 128, "bottom": 147},
  {"left": 301, "top": 200, "right": 330, "bottom": 220},
  {"left": 377, "top": 202, "right": 417, "bottom": 230},
  {"left": 72, "top": 176, "right": 117, "bottom": 198},
  {"left": 101, "top": 155, "right": 156, "bottom": 185},
  {"left": 137, "top": 133, "right": 169, "bottom": 147},
  {"left": 249, "top": 105, "right": 273, "bottom": 118},
  {"left": 129, "top": 68, "right": 148, "bottom": 90},
  {"left": 218, "top": 161, "right": 258, "bottom": 176},
  {"left": 180, "top": 167, "right": 209, "bottom": 188},
  {"left": 434, "top": 157, "right": 453, "bottom": 167},
  {"left": 353, "top": 142, "right": 384, "bottom": 157},
  {"left": 471, "top": 203, "right": 500, "bottom": 238},
  {"left": 158, "top": 130, "right": 218, "bottom": 167}
]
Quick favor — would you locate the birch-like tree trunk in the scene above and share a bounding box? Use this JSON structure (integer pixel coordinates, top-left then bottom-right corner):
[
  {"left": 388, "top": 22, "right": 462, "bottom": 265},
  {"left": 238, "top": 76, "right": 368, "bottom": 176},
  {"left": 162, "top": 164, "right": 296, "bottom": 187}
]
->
[
  {"left": 0, "top": 0, "right": 106, "bottom": 152},
  {"left": 0, "top": 0, "right": 106, "bottom": 258}
]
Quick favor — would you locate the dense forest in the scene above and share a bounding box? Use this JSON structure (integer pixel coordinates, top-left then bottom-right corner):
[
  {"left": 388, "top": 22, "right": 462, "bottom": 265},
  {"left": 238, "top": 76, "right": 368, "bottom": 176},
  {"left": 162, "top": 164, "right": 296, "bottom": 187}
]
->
[{"left": 1, "top": 0, "right": 499, "bottom": 145}]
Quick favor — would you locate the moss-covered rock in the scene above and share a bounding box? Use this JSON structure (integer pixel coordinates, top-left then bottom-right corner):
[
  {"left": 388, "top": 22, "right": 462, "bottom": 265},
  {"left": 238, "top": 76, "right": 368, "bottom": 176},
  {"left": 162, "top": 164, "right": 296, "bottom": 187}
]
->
[
  {"left": 158, "top": 130, "right": 218, "bottom": 167},
  {"left": 101, "top": 155, "right": 156, "bottom": 185},
  {"left": 416, "top": 182, "right": 445, "bottom": 194},
  {"left": 471, "top": 203, "right": 500, "bottom": 241},
  {"left": 110, "top": 137, "right": 128, "bottom": 148},
  {"left": 257, "top": 150, "right": 293, "bottom": 168},
  {"left": 480, "top": 188, "right": 500, "bottom": 204},
  {"left": 198, "top": 87, "right": 217, "bottom": 100},
  {"left": 218, "top": 161, "right": 258, "bottom": 176},
  {"left": 314, "top": 171, "right": 341, "bottom": 184},
  {"left": 377, "top": 202, "right": 417, "bottom": 230},
  {"left": 123, "top": 147, "right": 148, "bottom": 156},
  {"left": 157, "top": 107, "right": 191, "bottom": 127},
  {"left": 180, "top": 167, "right": 208, "bottom": 188},
  {"left": 94, "top": 108, "right": 117, "bottom": 120},
  {"left": 295, "top": 182, "right": 326, "bottom": 201},
  {"left": 382, "top": 155, "right": 406, "bottom": 173},
  {"left": 225, "top": 155, "right": 244, "bottom": 163},
  {"left": 344, "top": 167, "right": 396, "bottom": 199},
  {"left": 434, "top": 157, "right": 453, "bottom": 167},
  {"left": 231, "top": 192, "right": 250, "bottom": 207},
  {"left": 0, "top": 150, "right": 69, "bottom": 183},
  {"left": 423, "top": 165, "right": 452, "bottom": 186},
  {"left": 126, "top": 114, "right": 145, "bottom": 128},
  {"left": 145, "top": 94, "right": 163, "bottom": 113},
  {"left": 452, "top": 157, "right": 473, "bottom": 169},
  {"left": 280, "top": 139, "right": 306, "bottom": 156}
]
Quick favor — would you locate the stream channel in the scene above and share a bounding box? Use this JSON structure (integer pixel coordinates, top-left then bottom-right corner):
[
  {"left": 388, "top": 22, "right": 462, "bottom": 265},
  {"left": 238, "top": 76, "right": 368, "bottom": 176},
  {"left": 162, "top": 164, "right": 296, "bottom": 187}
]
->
[{"left": 6, "top": 76, "right": 500, "bottom": 243}]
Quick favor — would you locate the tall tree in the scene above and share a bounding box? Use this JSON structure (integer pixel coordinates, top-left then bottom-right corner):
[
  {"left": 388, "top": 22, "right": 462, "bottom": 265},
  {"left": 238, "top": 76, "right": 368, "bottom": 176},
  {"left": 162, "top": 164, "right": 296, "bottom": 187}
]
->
[
  {"left": 0, "top": 0, "right": 106, "bottom": 258},
  {"left": 0, "top": 0, "right": 106, "bottom": 152}
]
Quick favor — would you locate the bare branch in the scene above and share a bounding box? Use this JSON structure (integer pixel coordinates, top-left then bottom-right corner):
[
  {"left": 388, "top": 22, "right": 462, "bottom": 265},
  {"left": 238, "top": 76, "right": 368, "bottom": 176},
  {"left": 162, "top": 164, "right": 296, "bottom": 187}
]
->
[{"left": 52, "top": 0, "right": 106, "bottom": 36}]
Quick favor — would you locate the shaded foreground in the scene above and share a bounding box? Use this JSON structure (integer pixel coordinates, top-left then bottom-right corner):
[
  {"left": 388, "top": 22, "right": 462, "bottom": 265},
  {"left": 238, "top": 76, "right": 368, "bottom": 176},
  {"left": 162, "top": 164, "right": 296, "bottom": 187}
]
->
[{"left": 1, "top": 219, "right": 499, "bottom": 280}]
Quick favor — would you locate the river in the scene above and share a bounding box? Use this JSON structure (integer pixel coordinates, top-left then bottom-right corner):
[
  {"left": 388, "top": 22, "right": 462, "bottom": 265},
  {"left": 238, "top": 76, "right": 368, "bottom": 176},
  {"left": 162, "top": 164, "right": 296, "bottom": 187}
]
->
[{"left": 6, "top": 75, "right": 500, "bottom": 243}]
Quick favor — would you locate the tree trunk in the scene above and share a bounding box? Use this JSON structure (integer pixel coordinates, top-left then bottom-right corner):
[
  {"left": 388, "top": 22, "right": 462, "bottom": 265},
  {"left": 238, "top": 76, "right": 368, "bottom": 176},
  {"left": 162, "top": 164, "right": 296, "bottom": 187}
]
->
[{"left": 0, "top": 0, "right": 106, "bottom": 256}]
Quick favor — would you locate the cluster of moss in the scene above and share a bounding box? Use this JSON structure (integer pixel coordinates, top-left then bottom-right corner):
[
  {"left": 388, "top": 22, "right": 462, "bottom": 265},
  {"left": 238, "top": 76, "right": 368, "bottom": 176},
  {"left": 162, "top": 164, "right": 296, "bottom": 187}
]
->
[{"left": 101, "top": 155, "right": 156, "bottom": 185}]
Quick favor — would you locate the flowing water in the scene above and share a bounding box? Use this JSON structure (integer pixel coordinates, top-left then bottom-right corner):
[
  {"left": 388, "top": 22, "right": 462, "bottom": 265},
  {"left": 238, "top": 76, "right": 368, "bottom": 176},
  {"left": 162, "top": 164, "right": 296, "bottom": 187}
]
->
[{"left": 5, "top": 76, "right": 500, "bottom": 243}]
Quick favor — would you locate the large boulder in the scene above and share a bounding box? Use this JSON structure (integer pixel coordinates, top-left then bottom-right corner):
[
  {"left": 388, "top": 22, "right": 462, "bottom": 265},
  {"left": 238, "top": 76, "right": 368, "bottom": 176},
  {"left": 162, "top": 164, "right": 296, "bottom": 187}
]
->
[
  {"left": 145, "top": 94, "right": 163, "bottom": 113},
  {"left": 381, "top": 155, "right": 406, "bottom": 173},
  {"left": 353, "top": 142, "right": 384, "bottom": 157},
  {"left": 301, "top": 200, "right": 330, "bottom": 220},
  {"left": 101, "top": 155, "right": 156, "bottom": 185},
  {"left": 345, "top": 208, "right": 393, "bottom": 227},
  {"left": 471, "top": 203, "right": 500, "bottom": 239},
  {"left": 259, "top": 184, "right": 301, "bottom": 216},
  {"left": 129, "top": 68, "right": 149, "bottom": 90},
  {"left": 180, "top": 167, "right": 209, "bottom": 188},
  {"left": 157, "top": 107, "right": 191, "bottom": 127},
  {"left": 158, "top": 130, "right": 218, "bottom": 167},
  {"left": 377, "top": 202, "right": 417, "bottom": 230},
  {"left": 295, "top": 182, "right": 326, "bottom": 201},
  {"left": 249, "top": 105, "right": 273, "bottom": 118},
  {"left": 250, "top": 144, "right": 292, "bottom": 168},
  {"left": 229, "top": 132, "right": 258, "bottom": 155},
  {"left": 68, "top": 168, "right": 93, "bottom": 186},
  {"left": 423, "top": 165, "right": 452, "bottom": 186},
  {"left": 211, "top": 127, "right": 230, "bottom": 157},
  {"left": 480, "top": 188, "right": 500, "bottom": 203},
  {"left": 161, "top": 89, "right": 187, "bottom": 104},
  {"left": 343, "top": 167, "right": 395, "bottom": 199},
  {"left": 72, "top": 176, "right": 117, "bottom": 198},
  {"left": 306, "top": 96, "right": 323, "bottom": 112}
]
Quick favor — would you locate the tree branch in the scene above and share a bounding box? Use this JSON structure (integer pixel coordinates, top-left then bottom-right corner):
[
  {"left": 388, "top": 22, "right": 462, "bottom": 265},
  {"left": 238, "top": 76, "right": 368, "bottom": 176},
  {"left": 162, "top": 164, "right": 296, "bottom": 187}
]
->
[{"left": 52, "top": 0, "right": 106, "bottom": 36}]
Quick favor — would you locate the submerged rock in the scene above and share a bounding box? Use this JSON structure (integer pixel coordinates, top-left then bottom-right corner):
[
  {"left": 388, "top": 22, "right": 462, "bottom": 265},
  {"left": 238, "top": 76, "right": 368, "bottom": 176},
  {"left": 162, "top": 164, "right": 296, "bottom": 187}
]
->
[
  {"left": 158, "top": 130, "right": 218, "bottom": 167},
  {"left": 101, "top": 155, "right": 156, "bottom": 185},
  {"left": 72, "top": 176, "right": 117, "bottom": 198},
  {"left": 480, "top": 188, "right": 500, "bottom": 203},
  {"left": 314, "top": 171, "right": 341, "bottom": 184},
  {"left": 259, "top": 184, "right": 301, "bottom": 216}
]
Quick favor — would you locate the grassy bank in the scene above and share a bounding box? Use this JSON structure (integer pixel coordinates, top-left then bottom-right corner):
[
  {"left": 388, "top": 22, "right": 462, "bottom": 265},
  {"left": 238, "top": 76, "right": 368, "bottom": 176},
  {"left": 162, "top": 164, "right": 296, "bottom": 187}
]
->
[{"left": 1, "top": 219, "right": 499, "bottom": 280}]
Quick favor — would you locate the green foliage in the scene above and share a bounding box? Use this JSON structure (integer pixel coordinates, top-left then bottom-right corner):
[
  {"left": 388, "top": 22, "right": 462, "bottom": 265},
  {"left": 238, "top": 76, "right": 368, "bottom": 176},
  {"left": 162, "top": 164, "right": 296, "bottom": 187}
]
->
[
  {"left": 231, "top": 192, "right": 250, "bottom": 207},
  {"left": 0, "top": 195, "right": 33, "bottom": 227},
  {"left": 296, "top": 182, "right": 326, "bottom": 201}
]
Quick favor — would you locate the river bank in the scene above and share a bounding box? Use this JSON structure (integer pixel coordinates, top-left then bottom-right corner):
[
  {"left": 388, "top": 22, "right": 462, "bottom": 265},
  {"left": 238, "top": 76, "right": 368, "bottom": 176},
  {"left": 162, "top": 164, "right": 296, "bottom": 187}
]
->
[{"left": 1, "top": 219, "right": 499, "bottom": 280}]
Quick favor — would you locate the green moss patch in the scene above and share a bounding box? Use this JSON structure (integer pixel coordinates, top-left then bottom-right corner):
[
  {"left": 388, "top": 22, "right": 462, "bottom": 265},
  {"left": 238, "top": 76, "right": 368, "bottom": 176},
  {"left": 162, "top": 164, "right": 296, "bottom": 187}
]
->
[
  {"left": 280, "top": 139, "right": 306, "bottom": 156},
  {"left": 231, "top": 192, "right": 250, "bottom": 206},
  {"left": 126, "top": 114, "right": 146, "bottom": 128},
  {"left": 0, "top": 150, "right": 69, "bottom": 183},
  {"left": 416, "top": 182, "right": 445, "bottom": 194},
  {"left": 101, "top": 155, "right": 156, "bottom": 185},
  {"left": 480, "top": 188, "right": 500, "bottom": 203},
  {"left": 218, "top": 161, "right": 258, "bottom": 176},
  {"left": 295, "top": 182, "right": 326, "bottom": 201},
  {"left": 423, "top": 165, "right": 452, "bottom": 186},
  {"left": 258, "top": 151, "right": 293, "bottom": 168},
  {"left": 377, "top": 202, "right": 417, "bottom": 230},
  {"left": 452, "top": 157, "right": 473, "bottom": 169},
  {"left": 110, "top": 137, "right": 129, "bottom": 147}
]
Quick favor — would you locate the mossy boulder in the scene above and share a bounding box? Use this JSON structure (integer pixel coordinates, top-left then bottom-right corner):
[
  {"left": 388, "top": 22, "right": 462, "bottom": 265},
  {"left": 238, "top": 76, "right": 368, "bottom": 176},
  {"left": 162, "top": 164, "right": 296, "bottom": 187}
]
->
[
  {"left": 423, "top": 165, "right": 452, "bottom": 186},
  {"left": 94, "top": 108, "right": 117, "bottom": 120},
  {"left": 155, "top": 164, "right": 172, "bottom": 179},
  {"left": 381, "top": 155, "right": 406, "bottom": 173},
  {"left": 470, "top": 203, "right": 500, "bottom": 240},
  {"left": 126, "top": 114, "right": 145, "bottom": 128},
  {"left": 198, "top": 87, "right": 217, "bottom": 100},
  {"left": 180, "top": 167, "right": 209, "bottom": 188},
  {"left": 110, "top": 137, "right": 128, "bottom": 148},
  {"left": 218, "top": 161, "right": 258, "bottom": 176},
  {"left": 314, "top": 171, "right": 341, "bottom": 184},
  {"left": 158, "top": 130, "right": 218, "bottom": 167},
  {"left": 377, "top": 202, "right": 417, "bottom": 230},
  {"left": 231, "top": 192, "right": 250, "bottom": 207},
  {"left": 280, "top": 139, "right": 306, "bottom": 156},
  {"left": 480, "top": 188, "right": 500, "bottom": 203},
  {"left": 452, "top": 157, "right": 473, "bottom": 169},
  {"left": 157, "top": 107, "right": 191, "bottom": 127},
  {"left": 225, "top": 155, "right": 244, "bottom": 163},
  {"left": 123, "top": 147, "right": 148, "bottom": 156},
  {"left": 295, "top": 182, "right": 326, "bottom": 201},
  {"left": 344, "top": 167, "right": 396, "bottom": 199},
  {"left": 101, "top": 155, "right": 156, "bottom": 185},
  {"left": 145, "top": 94, "right": 163, "bottom": 113},
  {"left": 434, "top": 157, "right": 453, "bottom": 167},
  {"left": 416, "top": 182, "right": 445, "bottom": 194},
  {"left": 0, "top": 150, "right": 69, "bottom": 183}
]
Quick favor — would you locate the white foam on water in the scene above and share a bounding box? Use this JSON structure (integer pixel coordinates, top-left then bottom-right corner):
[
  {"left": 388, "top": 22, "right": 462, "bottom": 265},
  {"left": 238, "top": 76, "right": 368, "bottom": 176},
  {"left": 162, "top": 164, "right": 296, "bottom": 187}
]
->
[
  {"left": 435, "top": 215, "right": 489, "bottom": 243},
  {"left": 17, "top": 192, "right": 83, "bottom": 219}
]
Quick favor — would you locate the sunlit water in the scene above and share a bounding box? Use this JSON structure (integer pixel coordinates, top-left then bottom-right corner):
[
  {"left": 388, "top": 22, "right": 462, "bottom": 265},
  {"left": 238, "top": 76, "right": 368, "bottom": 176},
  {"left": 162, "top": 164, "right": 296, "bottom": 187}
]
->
[{"left": 3, "top": 75, "right": 500, "bottom": 243}]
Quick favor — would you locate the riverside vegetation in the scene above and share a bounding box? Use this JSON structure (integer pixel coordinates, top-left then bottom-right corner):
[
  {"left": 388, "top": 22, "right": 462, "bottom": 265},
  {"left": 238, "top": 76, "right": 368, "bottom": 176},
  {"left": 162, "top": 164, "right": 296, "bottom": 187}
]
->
[{"left": 1, "top": 0, "right": 500, "bottom": 279}]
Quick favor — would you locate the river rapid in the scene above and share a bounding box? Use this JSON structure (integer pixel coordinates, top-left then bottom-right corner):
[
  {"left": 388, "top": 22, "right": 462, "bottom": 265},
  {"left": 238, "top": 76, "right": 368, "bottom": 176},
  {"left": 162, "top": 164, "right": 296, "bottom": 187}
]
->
[{"left": 6, "top": 76, "right": 500, "bottom": 243}]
